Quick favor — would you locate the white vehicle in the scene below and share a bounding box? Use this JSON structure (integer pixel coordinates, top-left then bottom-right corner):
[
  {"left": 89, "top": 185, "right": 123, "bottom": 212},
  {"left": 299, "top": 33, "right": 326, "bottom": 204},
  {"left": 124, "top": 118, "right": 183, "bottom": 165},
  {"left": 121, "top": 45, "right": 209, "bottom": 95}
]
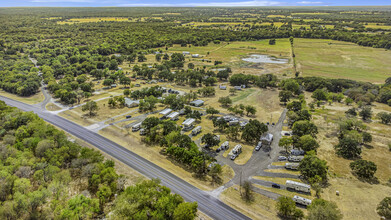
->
[
  {"left": 139, "top": 128, "right": 146, "bottom": 136},
  {"left": 288, "top": 155, "right": 304, "bottom": 162},
  {"left": 191, "top": 126, "right": 202, "bottom": 136},
  {"left": 286, "top": 180, "right": 311, "bottom": 193},
  {"left": 220, "top": 141, "right": 229, "bottom": 150},
  {"left": 229, "top": 144, "right": 242, "bottom": 156},
  {"left": 285, "top": 163, "right": 300, "bottom": 170},
  {"left": 132, "top": 122, "right": 142, "bottom": 132},
  {"left": 293, "top": 195, "right": 312, "bottom": 206}
]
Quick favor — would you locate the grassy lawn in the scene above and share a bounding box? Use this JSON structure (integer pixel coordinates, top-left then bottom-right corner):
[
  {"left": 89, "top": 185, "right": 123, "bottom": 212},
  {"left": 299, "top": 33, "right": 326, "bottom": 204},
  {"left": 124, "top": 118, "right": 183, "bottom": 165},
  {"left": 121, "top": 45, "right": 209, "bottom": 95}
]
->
[
  {"left": 295, "top": 38, "right": 391, "bottom": 83},
  {"left": 254, "top": 184, "right": 314, "bottom": 200},
  {"left": 308, "top": 99, "right": 391, "bottom": 219},
  {"left": 263, "top": 169, "right": 300, "bottom": 175},
  {"left": 0, "top": 89, "right": 45, "bottom": 105},
  {"left": 46, "top": 103, "right": 62, "bottom": 111},
  {"left": 220, "top": 185, "right": 278, "bottom": 220}
]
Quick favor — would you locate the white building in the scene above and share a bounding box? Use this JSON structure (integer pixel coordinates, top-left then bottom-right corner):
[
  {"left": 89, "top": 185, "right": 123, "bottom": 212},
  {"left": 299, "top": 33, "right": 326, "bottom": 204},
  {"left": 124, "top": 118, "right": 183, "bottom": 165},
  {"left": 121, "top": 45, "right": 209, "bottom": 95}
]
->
[
  {"left": 191, "top": 126, "right": 202, "bottom": 136},
  {"left": 159, "top": 108, "right": 172, "bottom": 117},
  {"left": 182, "top": 118, "right": 195, "bottom": 130},
  {"left": 167, "top": 112, "right": 179, "bottom": 121},
  {"left": 125, "top": 98, "right": 140, "bottom": 108}
]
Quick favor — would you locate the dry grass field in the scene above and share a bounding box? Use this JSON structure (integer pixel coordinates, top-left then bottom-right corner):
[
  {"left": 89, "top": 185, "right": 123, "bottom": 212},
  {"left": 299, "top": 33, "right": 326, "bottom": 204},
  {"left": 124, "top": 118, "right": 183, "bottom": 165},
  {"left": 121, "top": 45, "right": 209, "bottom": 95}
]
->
[
  {"left": 295, "top": 38, "right": 391, "bottom": 83},
  {"left": 0, "top": 89, "right": 44, "bottom": 105}
]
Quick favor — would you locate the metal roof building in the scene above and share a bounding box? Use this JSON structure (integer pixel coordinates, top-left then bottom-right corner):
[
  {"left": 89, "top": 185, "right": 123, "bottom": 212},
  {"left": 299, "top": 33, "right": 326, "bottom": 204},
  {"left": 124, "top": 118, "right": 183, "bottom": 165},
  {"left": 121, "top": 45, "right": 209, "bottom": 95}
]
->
[
  {"left": 159, "top": 108, "right": 172, "bottom": 116},
  {"left": 167, "top": 112, "right": 179, "bottom": 120},
  {"left": 190, "top": 99, "right": 204, "bottom": 107},
  {"left": 182, "top": 118, "right": 195, "bottom": 127}
]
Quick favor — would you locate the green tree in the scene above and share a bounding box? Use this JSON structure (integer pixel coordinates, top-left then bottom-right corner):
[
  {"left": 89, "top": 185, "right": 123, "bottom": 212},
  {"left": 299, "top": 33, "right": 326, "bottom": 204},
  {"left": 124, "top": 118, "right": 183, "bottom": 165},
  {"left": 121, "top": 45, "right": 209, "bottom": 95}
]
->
[
  {"left": 245, "top": 105, "right": 256, "bottom": 116},
  {"left": 296, "top": 135, "right": 319, "bottom": 152},
  {"left": 350, "top": 159, "right": 377, "bottom": 180},
  {"left": 292, "top": 120, "right": 318, "bottom": 137},
  {"left": 312, "top": 89, "right": 328, "bottom": 101},
  {"left": 279, "top": 90, "right": 292, "bottom": 104},
  {"left": 307, "top": 199, "right": 343, "bottom": 220},
  {"left": 359, "top": 106, "right": 372, "bottom": 120},
  {"left": 82, "top": 101, "right": 99, "bottom": 116},
  {"left": 242, "top": 120, "right": 268, "bottom": 144},
  {"left": 241, "top": 181, "right": 254, "bottom": 202},
  {"left": 201, "top": 133, "right": 219, "bottom": 148},
  {"left": 226, "top": 125, "right": 241, "bottom": 140},
  {"left": 335, "top": 137, "right": 361, "bottom": 159},
  {"left": 61, "top": 195, "right": 99, "bottom": 219},
  {"left": 218, "top": 96, "right": 232, "bottom": 107},
  {"left": 279, "top": 136, "right": 293, "bottom": 153},
  {"left": 377, "top": 197, "right": 391, "bottom": 219},
  {"left": 209, "top": 163, "right": 223, "bottom": 185},
  {"left": 206, "top": 106, "right": 219, "bottom": 117},
  {"left": 276, "top": 196, "right": 304, "bottom": 220},
  {"left": 298, "top": 154, "right": 328, "bottom": 181},
  {"left": 173, "top": 202, "right": 198, "bottom": 220}
]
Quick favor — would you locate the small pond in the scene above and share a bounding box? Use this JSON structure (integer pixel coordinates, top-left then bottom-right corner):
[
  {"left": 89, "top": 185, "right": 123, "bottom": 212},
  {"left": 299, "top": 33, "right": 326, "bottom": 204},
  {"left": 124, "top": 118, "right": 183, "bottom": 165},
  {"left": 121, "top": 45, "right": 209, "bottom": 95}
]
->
[{"left": 242, "top": 54, "right": 288, "bottom": 64}]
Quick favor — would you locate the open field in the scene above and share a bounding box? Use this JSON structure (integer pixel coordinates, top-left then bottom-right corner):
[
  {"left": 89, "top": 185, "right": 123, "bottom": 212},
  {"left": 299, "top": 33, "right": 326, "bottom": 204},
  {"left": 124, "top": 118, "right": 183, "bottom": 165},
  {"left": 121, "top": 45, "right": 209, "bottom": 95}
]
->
[
  {"left": 295, "top": 38, "right": 391, "bottom": 83},
  {"left": 301, "top": 91, "right": 391, "bottom": 219},
  {"left": 167, "top": 39, "right": 293, "bottom": 76},
  {"left": 365, "top": 23, "right": 391, "bottom": 30},
  {"left": 0, "top": 89, "right": 44, "bottom": 105},
  {"left": 220, "top": 185, "right": 278, "bottom": 220}
]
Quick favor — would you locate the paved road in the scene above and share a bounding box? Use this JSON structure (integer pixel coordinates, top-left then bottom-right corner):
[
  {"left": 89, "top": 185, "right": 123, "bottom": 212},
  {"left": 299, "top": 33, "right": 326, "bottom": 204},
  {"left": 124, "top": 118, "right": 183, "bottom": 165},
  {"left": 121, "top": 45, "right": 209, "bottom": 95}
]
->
[{"left": 0, "top": 96, "right": 250, "bottom": 220}]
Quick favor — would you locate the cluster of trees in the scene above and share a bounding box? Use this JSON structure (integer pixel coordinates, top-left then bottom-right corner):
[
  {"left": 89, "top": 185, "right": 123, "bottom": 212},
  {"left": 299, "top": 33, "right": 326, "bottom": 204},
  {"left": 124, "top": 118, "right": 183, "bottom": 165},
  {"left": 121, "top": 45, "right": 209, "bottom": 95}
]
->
[
  {"left": 212, "top": 118, "right": 268, "bottom": 144},
  {"left": 229, "top": 73, "right": 278, "bottom": 88},
  {"left": 0, "top": 101, "right": 197, "bottom": 219},
  {"left": 276, "top": 197, "right": 343, "bottom": 220},
  {"left": 228, "top": 104, "right": 257, "bottom": 117}
]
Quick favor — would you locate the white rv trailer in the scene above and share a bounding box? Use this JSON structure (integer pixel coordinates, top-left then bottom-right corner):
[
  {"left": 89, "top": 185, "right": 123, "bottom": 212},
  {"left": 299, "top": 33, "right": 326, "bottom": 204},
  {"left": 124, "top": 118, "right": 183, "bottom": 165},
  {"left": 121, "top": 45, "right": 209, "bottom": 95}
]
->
[
  {"left": 220, "top": 141, "right": 229, "bottom": 150},
  {"left": 159, "top": 108, "right": 172, "bottom": 117},
  {"left": 228, "top": 144, "right": 242, "bottom": 156},
  {"left": 288, "top": 155, "right": 304, "bottom": 162},
  {"left": 182, "top": 118, "right": 195, "bottom": 131},
  {"left": 132, "top": 122, "right": 142, "bottom": 132},
  {"left": 293, "top": 195, "right": 312, "bottom": 206},
  {"left": 285, "top": 163, "right": 300, "bottom": 170},
  {"left": 191, "top": 126, "right": 202, "bottom": 136},
  {"left": 167, "top": 111, "right": 179, "bottom": 121},
  {"left": 286, "top": 180, "right": 311, "bottom": 193}
]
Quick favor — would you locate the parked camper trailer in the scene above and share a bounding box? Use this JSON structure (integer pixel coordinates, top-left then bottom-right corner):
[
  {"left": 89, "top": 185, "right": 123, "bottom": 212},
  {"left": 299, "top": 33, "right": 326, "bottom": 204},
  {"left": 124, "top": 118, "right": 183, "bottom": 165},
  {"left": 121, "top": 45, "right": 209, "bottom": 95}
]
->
[
  {"left": 220, "top": 141, "right": 229, "bottom": 150},
  {"left": 286, "top": 180, "right": 311, "bottom": 193},
  {"left": 285, "top": 163, "right": 300, "bottom": 170},
  {"left": 288, "top": 155, "right": 304, "bottom": 162},
  {"left": 293, "top": 195, "right": 312, "bottom": 206},
  {"left": 139, "top": 128, "right": 146, "bottom": 136},
  {"left": 132, "top": 122, "right": 142, "bottom": 132},
  {"left": 229, "top": 119, "right": 239, "bottom": 126},
  {"left": 229, "top": 144, "right": 242, "bottom": 156},
  {"left": 191, "top": 126, "right": 202, "bottom": 136}
]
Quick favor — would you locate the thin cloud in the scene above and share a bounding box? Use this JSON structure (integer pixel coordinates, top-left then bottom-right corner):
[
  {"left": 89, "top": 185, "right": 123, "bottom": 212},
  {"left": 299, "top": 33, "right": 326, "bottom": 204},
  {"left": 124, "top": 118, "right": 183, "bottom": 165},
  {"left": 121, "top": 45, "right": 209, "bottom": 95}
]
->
[
  {"left": 296, "top": 1, "right": 323, "bottom": 4},
  {"left": 119, "top": 1, "right": 283, "bottom": 7},
  {"left": 30, "top": 0, "right": 95, "bottom": 2}
]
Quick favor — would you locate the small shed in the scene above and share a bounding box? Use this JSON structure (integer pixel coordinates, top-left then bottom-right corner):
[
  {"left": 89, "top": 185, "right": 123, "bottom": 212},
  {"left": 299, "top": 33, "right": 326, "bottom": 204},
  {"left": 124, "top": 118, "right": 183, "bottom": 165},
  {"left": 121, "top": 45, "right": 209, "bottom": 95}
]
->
[
  {"left": 192, "top": 54, "right": 200, "bottom": 58},
  {"left": 190, "top": 100, "right": 204, "bottom": 107},
  {"left": 124, "top": 98, "right": 140, "bottom": 108}
]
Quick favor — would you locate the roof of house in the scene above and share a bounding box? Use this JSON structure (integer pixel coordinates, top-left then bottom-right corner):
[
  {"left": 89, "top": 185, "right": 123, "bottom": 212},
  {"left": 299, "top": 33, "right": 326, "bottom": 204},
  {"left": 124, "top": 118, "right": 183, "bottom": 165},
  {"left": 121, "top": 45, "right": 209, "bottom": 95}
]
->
[
  {"left": 260, "top": 133, "right": 273, "bottom": 142},
  {"left": 190, "top": 99, "right": 204, "bottom": 105},
  {"left": 182, "top": 118, "right": 195, "bottom": 126},
  {"left": 159, "top": 108, "right": 172, "bottom": 115},
  {"left": 124, "top": 98, "right": 140, "bottom": 105},
  {"left": 167, "top": 112, "right": 179, "bottom": 119}
]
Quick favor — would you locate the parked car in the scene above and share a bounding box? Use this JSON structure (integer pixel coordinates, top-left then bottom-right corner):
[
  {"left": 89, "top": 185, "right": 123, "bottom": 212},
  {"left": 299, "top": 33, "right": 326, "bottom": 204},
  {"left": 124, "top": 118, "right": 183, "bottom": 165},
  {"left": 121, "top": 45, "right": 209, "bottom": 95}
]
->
[
  {"left": 216, "top": 147, "right": 221, "bottom": 153},
  {"left": 272, "top": 183, "right": 281, "bottom": 188},
  {"left": 255, "top": 146, "right": 261, "bottom": 151},
  {"left": 230, "top": 154, "right": 237, "bottom": 160},
  {"left": 278, "top": 156, "right": 287, "bottom": 161},
  {"left": 272, "top": 122, "right": 275, "bottom": 126},
  {"left": 126, "top": 115, "right": 132, "bottom": 119}
]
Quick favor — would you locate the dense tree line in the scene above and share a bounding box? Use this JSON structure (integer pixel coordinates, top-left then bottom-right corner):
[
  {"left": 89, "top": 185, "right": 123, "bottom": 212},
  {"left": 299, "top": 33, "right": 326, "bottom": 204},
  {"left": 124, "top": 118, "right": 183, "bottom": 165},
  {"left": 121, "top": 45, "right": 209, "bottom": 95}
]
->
[{"left": 0, "top": 101, "right": 197, "bottom": 219}]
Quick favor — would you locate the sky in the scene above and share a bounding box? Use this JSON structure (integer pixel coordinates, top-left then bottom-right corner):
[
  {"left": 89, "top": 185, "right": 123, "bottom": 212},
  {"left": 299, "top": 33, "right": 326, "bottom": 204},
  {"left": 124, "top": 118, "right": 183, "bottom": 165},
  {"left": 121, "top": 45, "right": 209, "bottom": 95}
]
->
[{"left": 0, "top": 0, "right": 390, "bottom": 7}]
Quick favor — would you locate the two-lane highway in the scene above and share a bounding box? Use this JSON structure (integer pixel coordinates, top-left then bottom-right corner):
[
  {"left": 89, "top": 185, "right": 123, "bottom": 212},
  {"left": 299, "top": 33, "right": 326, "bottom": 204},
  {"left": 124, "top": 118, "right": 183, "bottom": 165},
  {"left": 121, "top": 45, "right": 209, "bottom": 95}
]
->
[{"left": 0, "top": 96, "right": 251, "bottom": 220}]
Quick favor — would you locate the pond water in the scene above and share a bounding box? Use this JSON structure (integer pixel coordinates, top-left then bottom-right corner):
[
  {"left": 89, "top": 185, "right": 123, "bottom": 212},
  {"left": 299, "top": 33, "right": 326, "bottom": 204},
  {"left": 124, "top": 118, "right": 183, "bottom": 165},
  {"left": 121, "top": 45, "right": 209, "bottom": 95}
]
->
[{"left": 242, "top": 54, "right": 288, "bottom": 64}]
